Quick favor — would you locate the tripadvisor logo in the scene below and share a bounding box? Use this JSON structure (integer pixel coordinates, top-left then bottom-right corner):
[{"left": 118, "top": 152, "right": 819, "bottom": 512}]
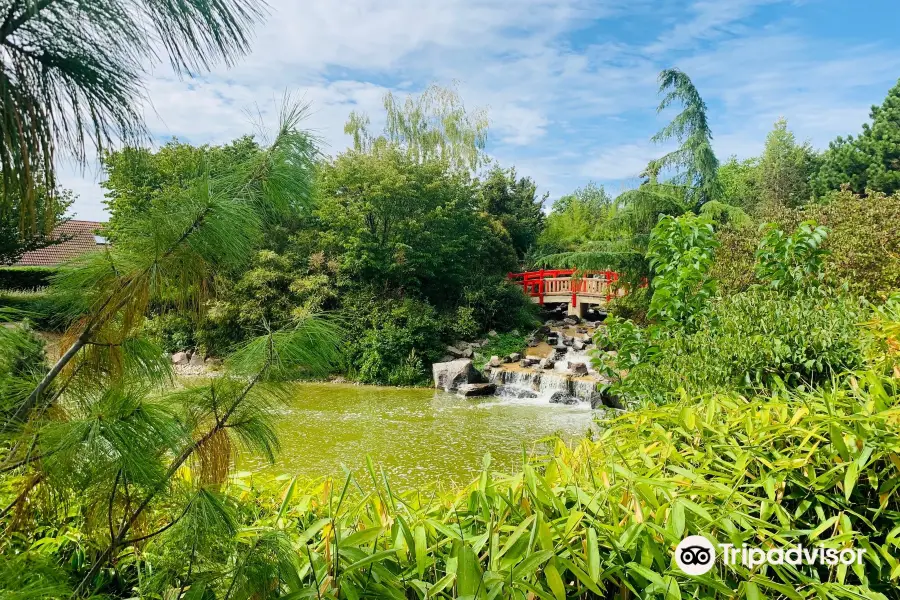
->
[
  {"left": 675, "top": 535, "right": 716, "bottom": 575},
  {"left": 674, "top": 535, "right": 867, "bottom": 576}
]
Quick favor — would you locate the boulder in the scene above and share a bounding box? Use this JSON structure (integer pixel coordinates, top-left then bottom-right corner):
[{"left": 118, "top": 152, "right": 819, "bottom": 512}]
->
[
  {"left": 590, "top": 388, "right": 624, "bottom": 410},
  {"left": 205, "top": 357, "right": 223, "bottom": 367},
  {"left": 462, "top": 347, "right": 474, "bottom": 358},
  {"left": 171, "top": 351, "right": 189, "bottom": 365},
  {"left": 549, "top": 391, "right": 578, "bottom": 405},
  {"left": 508, "top": 352, "right": 521, "bottom": 362},
  {"left": 445, "top": 345, "right": 466, "bottom": 358},
  {"left": 487, "top": 330, "right": 498, "bottom": 337},
  {"left": 489, "top": 355, "right": 502, "bottom": 368},
  {"left": 527, "top": 338, "right": 539, "bottom": 347},
  {"left": 573, "top": 340, "right": 585, "bottom": 352},
  {"left": 188, "top": 353, "right": 205, "bottom": 367},
  {"left": 539, "top": 358, "right": 555, "bottom": 370},
  {"left": 538, "top": 325, "right": 551, "bottom": 334},
  {"left": 522, "top": 356, "right": 541, "bottom": 367},
  {"left": 568, "top": 362, "right": 589, "bottom": 376},
  {"left": 563, "top": 316, "right": 580, "bottom": 326},
  {"left": 433, "top": 359, "right": 484, "bottom": 392},
  {"left": 457, "top": 383, "right": 497, "bottom": 397}
]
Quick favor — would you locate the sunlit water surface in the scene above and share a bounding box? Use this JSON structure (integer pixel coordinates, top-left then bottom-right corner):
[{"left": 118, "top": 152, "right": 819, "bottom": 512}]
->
[{"left": 239, "top": 383, "right": 595, "bottom": 490}]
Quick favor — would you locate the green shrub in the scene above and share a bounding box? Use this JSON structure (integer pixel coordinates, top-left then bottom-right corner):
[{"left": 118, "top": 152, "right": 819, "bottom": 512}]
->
[
  {"left": 600, "top": 287, "right": 869, "bottom": 404},
  {"left": 472, "top": 332, "right": 528, "bottom": 369},
  {"left": 755, "top": 220, "right": 829, "bottom": 293},
  {"left": 140, "top": 313, "right": 196, "bottom": 353},
  {"left": 713, "top": 191, "right": 900, "bottom": 300},
  {"left": 0, "top": 266, "right": 57, "bottom": 290},
  {"left": 0, "top": 289, "right": 81, "bottom": 332},
  {"left": 346, "top": 294, "right": 445, "bottom": 386},
  {"left": 710, "top": 224, "right": 760, "bottom": 295},
  {"left": 647, "top": 213, "right": 718, "bottom": 330}
]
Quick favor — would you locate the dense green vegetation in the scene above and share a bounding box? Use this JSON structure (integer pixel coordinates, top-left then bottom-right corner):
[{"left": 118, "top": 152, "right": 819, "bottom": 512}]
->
[{"left": 1, "top": 22, "right": 900, "bottom": 595}]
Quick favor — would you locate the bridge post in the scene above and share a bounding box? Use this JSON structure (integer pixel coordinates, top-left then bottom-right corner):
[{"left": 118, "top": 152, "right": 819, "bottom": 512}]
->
[{"left": 538, "top": 268, "right": 544, "bottom": 305}]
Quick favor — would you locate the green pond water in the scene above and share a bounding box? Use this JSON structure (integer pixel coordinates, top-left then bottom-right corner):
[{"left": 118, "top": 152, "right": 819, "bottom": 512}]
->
[{"left": 240, "top": 383, "right": 595, "bottom": 490}]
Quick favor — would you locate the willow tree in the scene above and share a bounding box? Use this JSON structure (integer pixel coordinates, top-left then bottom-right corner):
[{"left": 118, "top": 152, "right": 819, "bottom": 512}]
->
[
  {"left": 0, "top": 0, "right": 265, "bottom": 236},
  {"left": 344, "top": 82, "right": 489, "bottom": 172}
]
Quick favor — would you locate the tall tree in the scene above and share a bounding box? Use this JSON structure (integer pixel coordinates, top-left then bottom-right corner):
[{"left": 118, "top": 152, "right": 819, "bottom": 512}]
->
[
  {"left": 0, "top": 0, "right": 265, "bottom": 234},
  {"left": 651, "top": 68, "right": 721, "bottom": 206},
  {"left": 815, "top": 78, "right": 900, "bottom": 196},
  {"left": 758, "top": 118, "right": 817, "bottom": 208},
  {"left": 538, "top": 183, "right": 614, "bottom": 254},
  {"left": 479, "top": 165, "right": 545, "bottom": 260},
  {"left": 344, "top": 83, "right": 489, "bottom": 172}
]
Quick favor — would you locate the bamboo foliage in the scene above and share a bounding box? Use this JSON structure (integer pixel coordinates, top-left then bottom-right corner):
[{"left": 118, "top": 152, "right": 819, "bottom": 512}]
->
[{"left": 90, "top": 370, "right": 899, "bottom": 599}]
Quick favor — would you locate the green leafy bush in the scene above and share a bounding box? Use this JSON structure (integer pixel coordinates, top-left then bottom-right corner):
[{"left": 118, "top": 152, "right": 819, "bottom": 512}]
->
[
  {"left": 647, "top": 213, "right": 718, "bottom": 330},
  {"left": 472, "top": 332, "right": 528, "bottom": 370},
  {"left": 755, "top": 220, "right": 829, "bottom": 293},
  {"left": 713, "top": 191, "right": 900, "bottom": 300},
  {"left": 345, "top": 294, "right": 445, "bottom": 386},
  {"left": 604, "top": 287, "right": 868, "bottom": 404},
  {"left": 140, "top": 313, "right": 196, "bottom": 353}
]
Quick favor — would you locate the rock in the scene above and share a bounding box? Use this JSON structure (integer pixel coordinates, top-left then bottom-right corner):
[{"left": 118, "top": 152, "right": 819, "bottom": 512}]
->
[
  {"left": 539, "top": 358, "right": 555, "bottom": 369},
  {"left": 205, "top": 357, "right": 223, "bottom": 367},
  {"left": 432, "top": 359, "right": 485, "bottom": 392},
  {"left": 568, "top": 362, "right": 588, "bottom": 376},
  {"left": 527, "top": 338, "right": 539, "bottom": 347},
  {"left": 538, "top": 325, "right": 551, "bottom": 334},
  {"left": 445, "top": 345, "right": 466, "bottom": 358},
  {"left": 498, "top": 386, "right": 538, "bottom": 399},
  {"left": 487, "top": 330, "right": 498, "bottom": 337},
  {"left": 590, "top": 388, "right": 624, "bottom": 410},
  {"left": 508, "top": 352, "right": 521, "bottom": 362},
  {"left": 563, "top": 316, "right": 579, "bottom": 326},
  {"left": 510, "top": 329, "right": 520, "bottom": 336},
  {"left": 462, "top": 347, "right": 474, "bottom": 358},
  {"left": 489, "top": 355, "right": 501, "bottom": 368},
  {"left": 522, "top": 356, "right": 541, "bottom": 367},
  {"left": 171, "top": 351, "right": 189, "bottom": 365},
  {"left": 549, "top": 391, "right": 579, "bottom": 405},
  {"left": 189, "top": 353, "right": 205, "bottom": 367},
  {"left": 561, "top": 335, "right": 573, "bottom": 346},
  {"left": 457, "top": 383, "right": 497, "bottom": 397},
  {"left": 573, "top": 340, "right": 585, "bottom": 352},
  {"left": 576, "top": 326, "right": 587, "bottom": 334},
  {"left": 440, "top": 355, "right": 455, "bottom": 362}
]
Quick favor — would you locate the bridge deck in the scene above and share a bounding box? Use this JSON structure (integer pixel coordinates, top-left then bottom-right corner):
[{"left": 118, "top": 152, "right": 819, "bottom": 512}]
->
[{"left": 508, "top": 270, "right": 624, "bottom": 313}]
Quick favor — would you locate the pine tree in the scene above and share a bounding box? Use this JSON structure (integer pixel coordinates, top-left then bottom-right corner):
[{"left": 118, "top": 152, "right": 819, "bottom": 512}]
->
[
  {"left": 815, "top": 78, "right": 900, "bottom": 196},
  {"left": 759, "top": 118, "right": 817, "bottom": 208}
]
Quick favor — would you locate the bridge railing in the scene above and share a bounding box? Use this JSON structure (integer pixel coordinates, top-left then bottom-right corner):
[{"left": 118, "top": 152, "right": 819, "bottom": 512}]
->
[{"left": 508, "top": 269, "right": 622, "bottom": 306}]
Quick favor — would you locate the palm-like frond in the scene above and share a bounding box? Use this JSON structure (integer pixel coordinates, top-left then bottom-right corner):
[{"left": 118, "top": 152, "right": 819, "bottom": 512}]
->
[{"left": 0, "top": 0, "right": 266, "bottom": 230}]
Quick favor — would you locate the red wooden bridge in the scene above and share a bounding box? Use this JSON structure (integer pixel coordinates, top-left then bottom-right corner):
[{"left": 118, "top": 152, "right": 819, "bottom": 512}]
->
[{"left": 508, "top": 269, "right": 624, "bottom": 316}]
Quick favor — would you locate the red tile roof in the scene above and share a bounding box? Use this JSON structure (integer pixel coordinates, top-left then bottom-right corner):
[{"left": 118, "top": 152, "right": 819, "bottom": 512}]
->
[{"left": 14, "top": 220, "right": 107, "bottom": 267}]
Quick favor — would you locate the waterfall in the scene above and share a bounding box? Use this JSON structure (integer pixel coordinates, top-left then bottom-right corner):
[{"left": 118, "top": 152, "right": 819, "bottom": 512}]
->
[{"left": 490, "top": 368, "right": 598, "bottom": 403}]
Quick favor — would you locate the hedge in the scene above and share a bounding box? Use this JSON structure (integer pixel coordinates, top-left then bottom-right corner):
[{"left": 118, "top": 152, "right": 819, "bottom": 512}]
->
[{"left": 0, "top": 266, "right": 57, "bottom": 290}]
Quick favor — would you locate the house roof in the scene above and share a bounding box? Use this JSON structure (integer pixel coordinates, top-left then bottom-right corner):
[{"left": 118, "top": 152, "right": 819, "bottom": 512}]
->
[{"left": 14, "top": 220, "right": 107, "bottom": 267}]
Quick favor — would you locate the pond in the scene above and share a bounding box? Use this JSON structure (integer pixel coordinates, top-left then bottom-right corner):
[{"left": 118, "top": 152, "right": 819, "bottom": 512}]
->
[{"left": 240, "top": 382, "right": 596, "bottom": 490}]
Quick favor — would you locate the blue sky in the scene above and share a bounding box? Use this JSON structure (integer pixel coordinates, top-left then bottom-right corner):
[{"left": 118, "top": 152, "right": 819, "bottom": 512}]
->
[{"left": 61, "top": 0, "right": 900, "bottom": 221}]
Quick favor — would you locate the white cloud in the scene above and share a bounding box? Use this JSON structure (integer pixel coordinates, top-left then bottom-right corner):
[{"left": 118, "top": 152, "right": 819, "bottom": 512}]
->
[{"left": 55, "top": 0, "right": 899, "bottom": 220}]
